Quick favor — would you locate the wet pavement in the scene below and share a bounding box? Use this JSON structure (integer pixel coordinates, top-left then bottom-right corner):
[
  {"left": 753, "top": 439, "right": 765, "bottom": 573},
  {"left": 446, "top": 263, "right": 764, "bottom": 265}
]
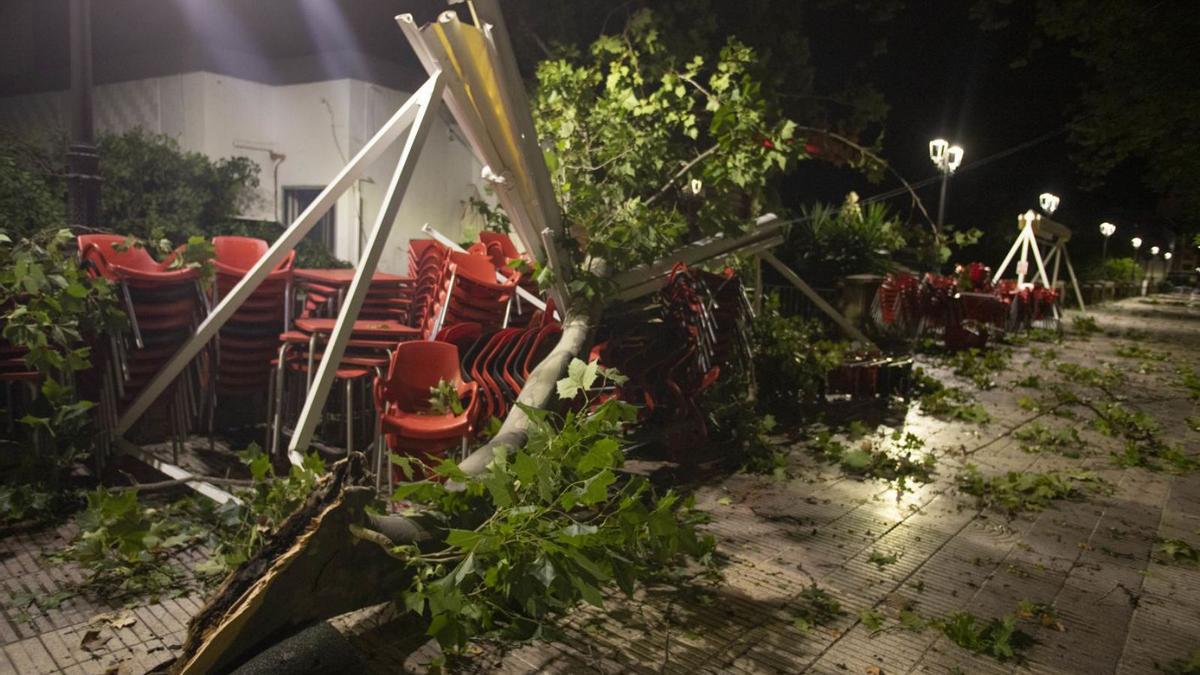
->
[{"left": 3, "top": 295, "right": 1198, "bottom": 674}]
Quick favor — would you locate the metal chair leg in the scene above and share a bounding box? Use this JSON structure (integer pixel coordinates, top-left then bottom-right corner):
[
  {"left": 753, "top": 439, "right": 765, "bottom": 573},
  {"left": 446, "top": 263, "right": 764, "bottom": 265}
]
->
[{"left": 345, "top": 378, "right": 354, "bottom": 456}]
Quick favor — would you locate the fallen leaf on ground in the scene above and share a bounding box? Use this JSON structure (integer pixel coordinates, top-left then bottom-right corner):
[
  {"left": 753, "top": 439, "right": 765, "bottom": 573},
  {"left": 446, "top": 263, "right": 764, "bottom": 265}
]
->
[{"left": 80, "top": 628, "right": 106, "bottom": 651}]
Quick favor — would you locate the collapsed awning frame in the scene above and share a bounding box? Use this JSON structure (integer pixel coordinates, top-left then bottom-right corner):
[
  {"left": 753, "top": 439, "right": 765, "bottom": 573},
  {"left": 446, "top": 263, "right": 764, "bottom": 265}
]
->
[{"left": 115, "top": 5, "right": 573, "bottom": 471}]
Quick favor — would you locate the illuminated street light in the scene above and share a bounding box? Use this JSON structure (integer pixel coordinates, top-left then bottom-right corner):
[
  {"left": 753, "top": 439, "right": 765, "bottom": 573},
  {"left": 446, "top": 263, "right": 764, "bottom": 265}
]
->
[
  {"left": 1131, "top": 237, "right": 1143, "bottom": 283},
  {"left": 1039, "top": 193, "right": 1060, "bottom": 215},
  {"left": 1164, "top": 252, "right": 1173, "bottom": 260},
  {"left": 1151, "top": 246, "right": 1160, "bottom": 256},
  {"left": 929, "top": 138, "right": 964, "bottom": 230},
  {"left": 1099, "top": 222, "right": 1116, "bottom": 261}
]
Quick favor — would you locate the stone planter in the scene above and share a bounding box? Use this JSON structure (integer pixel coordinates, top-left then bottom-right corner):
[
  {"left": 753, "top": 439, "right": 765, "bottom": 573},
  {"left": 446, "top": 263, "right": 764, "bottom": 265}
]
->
[{"left": 839, "top": 273, "right": 885, "bottom": 329}]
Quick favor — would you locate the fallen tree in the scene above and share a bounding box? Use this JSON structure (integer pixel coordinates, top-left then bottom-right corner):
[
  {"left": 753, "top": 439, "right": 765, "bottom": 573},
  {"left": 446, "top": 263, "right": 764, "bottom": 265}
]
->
[{"left": 167, "top": 6, "right": 818, "bottom": 671}]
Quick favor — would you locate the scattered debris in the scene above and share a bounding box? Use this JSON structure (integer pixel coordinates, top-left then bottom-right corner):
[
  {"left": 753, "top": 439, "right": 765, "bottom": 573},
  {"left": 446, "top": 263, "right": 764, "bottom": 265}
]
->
[{"left": 956, "top": 466, "right": 1112, "bottom": 514}]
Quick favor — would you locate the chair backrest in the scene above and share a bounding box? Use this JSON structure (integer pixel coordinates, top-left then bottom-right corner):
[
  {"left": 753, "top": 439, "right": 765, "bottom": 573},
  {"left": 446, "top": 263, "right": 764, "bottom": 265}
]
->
[
  {"left": 447, "top": 250, "right": 510, "bottom": 287},
  {"left": 479, "top": 231, "right": 521, "bottom": 260},
  {"left": 78, "top": 234, "right": 161, "bottom": 274},
  {"left": 213, "top": 236, "right": 294, "bottom": 273},
  {"left": 383, "top": 341, "right": 464, "bottom": 410}
]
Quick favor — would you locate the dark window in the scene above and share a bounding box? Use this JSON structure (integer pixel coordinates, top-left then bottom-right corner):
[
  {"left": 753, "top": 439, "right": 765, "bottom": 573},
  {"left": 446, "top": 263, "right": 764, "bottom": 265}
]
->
[{"left": 283, "top": 187, "right": 335, "bottom": 252}]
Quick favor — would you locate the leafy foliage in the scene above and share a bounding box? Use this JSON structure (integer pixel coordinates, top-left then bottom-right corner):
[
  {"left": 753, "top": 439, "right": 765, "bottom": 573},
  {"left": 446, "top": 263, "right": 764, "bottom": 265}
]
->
[
  {"left": 1014, "top": 423, "right": 1087, "bottom": 458},
  {"left": 912, "top": 369, "right": 990, "bottom": 424},
  {"left": 1089, "top": 402, "right": 1195, "bottom": 473},
  {"left": 1083, "top": 257, "right": 1137, "bottom": 284},
  {"left": 808, "top": 428, "right": 935, "bottom": 491},
  {"left": 61, "top": 446, "right": 325, "bottom": 600},
  {"left": 858, "top": 607, "right": 886, "bottom": 631},
  {"left": 752, "top": 295, "right": 845, "bottom": 414},
  {"left": 791, "top": 584, "right": 844, "bottom": 633},
  {"left": 98, "top": 130, "right": 261, "bottom": 245},
  {"left": 1154, "top": 538, "right": 1199, "bottom": 568},
  {"left": 0, "top": 133, "right": 64, "bottom": 237},
  {"left": 0, "top": 228, "right": 125, "bottom": 482},
  {"left": 948, "top": 347, "right": 1010, "bottom": 390},
  {"left": 532, "top": 8, "right": 801, "bottom": 289},
  {"left": 957, "top": 465, "right": 1111, "bottom": 514},
  {"left": 1157, "top": 648, "right": 1200, "bottom": 675},
  {"left": 779, "top": 194, "right": 905, "bottom": 285},
  {"left": 199, "top": 446, "right": 326, "bottom": 575},
  {"left": 428, "top": 379, "right": 466, "bottom": 417},
  {"left": 867, "top": 549, "right": 900, "bottom": 569},
  {"left": 374, "top": 361, "right": 712, "bottom": 650},
  {"left": 0, "top": 484, "right": 81, "bottom": 529},
  {"left": 937, "top": 611, "right": 1033, "bottom": 662},
  {"left": 63, "top": 488, "right": 212, "bottom": 599},
  {"left": 1070, "top": 315, "right": 1101, "bottom": 335}
]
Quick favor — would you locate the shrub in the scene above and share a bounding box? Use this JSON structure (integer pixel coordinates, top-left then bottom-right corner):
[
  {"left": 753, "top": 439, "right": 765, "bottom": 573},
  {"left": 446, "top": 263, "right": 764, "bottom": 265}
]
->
[
  {"left": 781, "top": 193, "right": 906, "bottom": 285},
  {"left": 752, "top": 295, "right": 845, "bottom": 414}
]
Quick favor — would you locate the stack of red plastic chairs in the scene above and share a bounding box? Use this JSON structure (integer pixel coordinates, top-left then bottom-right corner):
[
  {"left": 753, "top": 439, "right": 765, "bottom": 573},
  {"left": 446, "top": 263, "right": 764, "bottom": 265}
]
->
[
  {"left": 78, "top": 234, "right": 207, "bottom": 455},
  {"left": 433, "top": 306, "right": 562, "bottom": 427},
  {"left": 296, "top": 269, "right": 414, "bottom": 323},
  {"left": 872, "top": 261, "right": 1059, "bottom": 349},
  {"left": 210, "top": 237, "right": 294, "bottom": 401},
  {"left": 477, "top": 231, "right": 539, "bottom": 326},
  {"left": 590, "top": 265, "right": 750, "bottom": 461},
  {"left": 0, "top": 333, "right": 38, "bottom": 434},
  {"left": 423, "top": 250, "right": 519, "bottom": 338},
  {"left": 1002, "top": 281, "right": 1058, "bottom": 331}
]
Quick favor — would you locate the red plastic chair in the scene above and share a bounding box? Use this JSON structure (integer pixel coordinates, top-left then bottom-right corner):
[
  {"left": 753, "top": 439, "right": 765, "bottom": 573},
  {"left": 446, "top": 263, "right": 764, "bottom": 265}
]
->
[
  {"left": 77, "top": 234, "right": 198, "bottom": 285},
  {"left": 375, "top": 341, "right": 478, "bottom": 484},
  {"left": 212, "top": 236, "right": 295, "bottom": 277}
]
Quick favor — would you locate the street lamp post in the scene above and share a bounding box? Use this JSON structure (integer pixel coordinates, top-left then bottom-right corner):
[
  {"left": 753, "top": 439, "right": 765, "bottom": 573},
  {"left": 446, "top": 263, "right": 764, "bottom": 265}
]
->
[
  {"left": 929, "top": 139, "right": 964, "bottom": 230},
  {"left": 1131, "top": 237, "right": 1142, "bottom": 285},
  {"left": 1099, "top": 222, "right": 1116, "bottom": 261},
  {"left": 1149, "top": 246, "right": 1160, "bottom": 289},
  {"left": 67, "top": 0, "right": 100, "bottom": 227}
]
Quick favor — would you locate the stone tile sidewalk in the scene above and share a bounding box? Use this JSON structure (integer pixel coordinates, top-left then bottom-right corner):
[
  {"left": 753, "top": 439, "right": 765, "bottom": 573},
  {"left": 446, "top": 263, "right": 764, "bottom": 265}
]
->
[{"left": 3, "top": 295, "right": 1198, "bottom": 674}]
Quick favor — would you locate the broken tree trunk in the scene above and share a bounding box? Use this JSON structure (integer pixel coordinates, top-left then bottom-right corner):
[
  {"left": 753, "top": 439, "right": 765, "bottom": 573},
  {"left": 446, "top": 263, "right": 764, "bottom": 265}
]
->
[
  {"left": 167, "top": 305, "right": 600, "bottom": 673},
  {"left": 167, "top": 454, "right": 414, "bottom": 674}
]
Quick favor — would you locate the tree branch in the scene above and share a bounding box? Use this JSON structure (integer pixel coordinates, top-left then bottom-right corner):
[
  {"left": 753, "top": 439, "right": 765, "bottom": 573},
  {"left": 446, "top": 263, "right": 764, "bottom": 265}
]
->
[{"left": 795, "top": 126, "right": 938, "bottom": 236}]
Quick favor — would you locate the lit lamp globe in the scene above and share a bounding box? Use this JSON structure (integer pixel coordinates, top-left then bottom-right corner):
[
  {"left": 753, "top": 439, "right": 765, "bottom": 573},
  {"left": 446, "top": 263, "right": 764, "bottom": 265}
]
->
[
  {"left": 1099, "top": 222, "right": 1116, "bottom": 260},
  {"left": 1151, "top": 246, "right": 1160, "bottom": 256},
  {"left": 1039, "top": 192, "right": 1060, "bottom": 214}
]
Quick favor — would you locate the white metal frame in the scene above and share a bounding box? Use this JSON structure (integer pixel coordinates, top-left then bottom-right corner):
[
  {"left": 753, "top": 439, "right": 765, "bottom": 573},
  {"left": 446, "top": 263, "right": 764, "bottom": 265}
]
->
[
  {"left": 115, "top": 4, "right": 576, "bottom": 473},
  {"left": 991, "top": 211, "right": 1085, "bottom": 316}
]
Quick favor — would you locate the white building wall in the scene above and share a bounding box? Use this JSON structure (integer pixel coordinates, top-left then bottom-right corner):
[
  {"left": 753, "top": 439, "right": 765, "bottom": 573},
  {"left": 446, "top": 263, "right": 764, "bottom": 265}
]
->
[{"left": 0, "top": 71, "right": 486, "bottom": 274}]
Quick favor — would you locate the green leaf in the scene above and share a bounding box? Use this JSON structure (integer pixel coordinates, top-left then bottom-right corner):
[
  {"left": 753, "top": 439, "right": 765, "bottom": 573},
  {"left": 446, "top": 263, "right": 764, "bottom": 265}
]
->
[
  {"left": 532, "top": 556, "right": 556, "bottom": 587},
  {"left": 557, "top": 377, "right": 581, "bottom": 400},
  {"left": 581, "top": 360, "right": 600, "bottom": 390},
  {"left": 577, "top": 470, "right": 616, "bottom": 506},
  {"left": 577, "top": 438, "right": 620, "bottom": 473},
  {"left": 570, "top": 573, "right": 605, "bottom": 607},
  {"left": 445, "top": 529, "right": 484, "bottom": 550},
  {"left": 402, "top": 590, "right": 425, "bottom": 615}
]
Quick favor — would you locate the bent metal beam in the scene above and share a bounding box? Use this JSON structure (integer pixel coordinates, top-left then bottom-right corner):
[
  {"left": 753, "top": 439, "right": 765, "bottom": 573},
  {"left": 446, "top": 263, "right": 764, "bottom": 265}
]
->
[{"left": 114, "top": 73, "right": 445, "bottom": 440}]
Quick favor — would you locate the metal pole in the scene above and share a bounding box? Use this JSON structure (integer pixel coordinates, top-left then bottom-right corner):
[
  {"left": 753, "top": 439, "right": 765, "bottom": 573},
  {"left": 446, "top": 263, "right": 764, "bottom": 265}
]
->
[
  {"left": 761, "top": 252, "right": 876, "bottom": 348},
  {"left": 287, "top": 72, "right": 446, "bottom": 463},
  {"left": 67, "top": 0, "right": 100, "bottom": 227},
  {"left": 936, "top": 168, "right": 948, "bottom": 230},
  {"left": 116, "top": 78, "right": 438, "bottom": 436},
  {"left": 1101, "top": 237, "right": 1109, "bottom": 262}
]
